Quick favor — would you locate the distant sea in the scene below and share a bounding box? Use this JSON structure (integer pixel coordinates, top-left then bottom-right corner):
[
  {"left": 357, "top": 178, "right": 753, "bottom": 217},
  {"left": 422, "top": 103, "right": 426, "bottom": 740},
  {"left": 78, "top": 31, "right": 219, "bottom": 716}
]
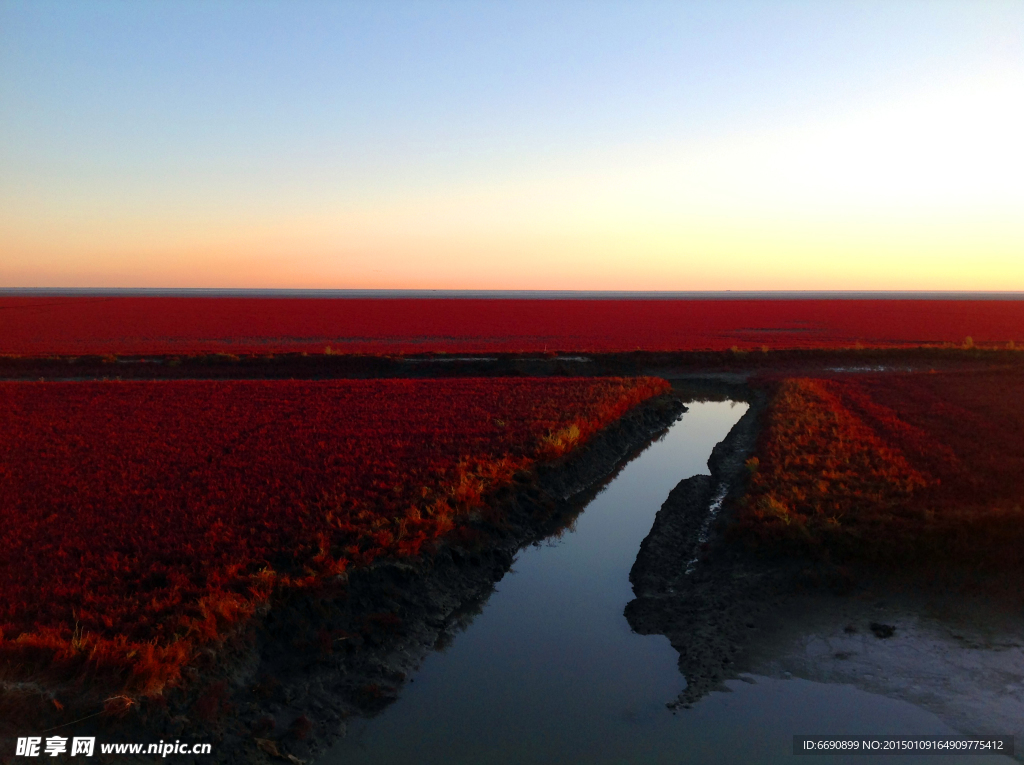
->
[{"left": 2, "top": 289, "right": 1023, "bottom": 300}]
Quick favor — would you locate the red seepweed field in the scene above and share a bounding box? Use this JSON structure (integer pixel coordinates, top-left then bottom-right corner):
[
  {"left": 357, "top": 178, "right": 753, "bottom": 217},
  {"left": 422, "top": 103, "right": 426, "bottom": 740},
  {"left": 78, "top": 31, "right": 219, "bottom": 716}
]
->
[
  {"left": 2, "top": 296, "right": 1023, "bottom": 355},
  {"left": 736, "top": 369, "right": 1024, "bottom": 573},
  {"left": 0, "top": 376, "right": 668, "bottom": 700}
]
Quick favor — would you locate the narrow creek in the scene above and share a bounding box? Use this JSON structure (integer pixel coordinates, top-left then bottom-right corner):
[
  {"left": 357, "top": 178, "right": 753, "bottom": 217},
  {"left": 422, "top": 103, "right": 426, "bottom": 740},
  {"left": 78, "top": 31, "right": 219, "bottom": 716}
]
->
[{"left": 326, "top": 401, "right": 1016, "bottom": 764}]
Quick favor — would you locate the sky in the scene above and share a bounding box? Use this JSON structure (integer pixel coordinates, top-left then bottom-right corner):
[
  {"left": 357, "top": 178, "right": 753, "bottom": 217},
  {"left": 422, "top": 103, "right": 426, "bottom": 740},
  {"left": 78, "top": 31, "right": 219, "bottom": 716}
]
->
[{"left": 1, "top": 0, "right": 1022, "bottom": 291}]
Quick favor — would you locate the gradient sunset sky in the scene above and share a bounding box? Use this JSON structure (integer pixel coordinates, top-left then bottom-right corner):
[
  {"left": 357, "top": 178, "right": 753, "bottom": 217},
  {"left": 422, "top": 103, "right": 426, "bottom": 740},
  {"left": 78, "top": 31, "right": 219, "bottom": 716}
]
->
[{"left": 2, "top": 1, "right": 1022, "bottom": 290}]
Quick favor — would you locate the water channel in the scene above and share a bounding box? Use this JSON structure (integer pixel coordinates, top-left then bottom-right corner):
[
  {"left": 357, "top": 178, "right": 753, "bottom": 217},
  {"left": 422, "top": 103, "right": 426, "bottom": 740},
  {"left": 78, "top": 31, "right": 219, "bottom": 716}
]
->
[{"left": 326, "top": 401, "right": 1016, "bottom": 764}]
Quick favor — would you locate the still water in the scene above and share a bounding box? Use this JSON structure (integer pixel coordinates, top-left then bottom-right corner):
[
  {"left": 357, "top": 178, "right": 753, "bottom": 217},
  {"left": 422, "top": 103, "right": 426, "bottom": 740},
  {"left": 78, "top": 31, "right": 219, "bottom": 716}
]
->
[{"left": 327, "top": 402, "right": 1014, "bottom": 764}]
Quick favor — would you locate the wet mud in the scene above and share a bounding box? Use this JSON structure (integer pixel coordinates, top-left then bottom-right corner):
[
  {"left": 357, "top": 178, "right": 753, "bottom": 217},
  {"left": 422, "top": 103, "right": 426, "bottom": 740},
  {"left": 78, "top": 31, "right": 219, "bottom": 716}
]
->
[{"left": 745, "top": 591, "right": 1024, "bottom": 754}]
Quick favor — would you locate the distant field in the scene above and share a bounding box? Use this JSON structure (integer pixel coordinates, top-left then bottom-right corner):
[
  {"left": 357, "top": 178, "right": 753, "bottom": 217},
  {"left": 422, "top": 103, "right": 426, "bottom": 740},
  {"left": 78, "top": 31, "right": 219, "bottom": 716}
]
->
[
  {"left": 0, "top": 376, "right": 667, "bottom": 699},
  {"left": 2, "top": 297, "right": 1023, "bottom": 355}
]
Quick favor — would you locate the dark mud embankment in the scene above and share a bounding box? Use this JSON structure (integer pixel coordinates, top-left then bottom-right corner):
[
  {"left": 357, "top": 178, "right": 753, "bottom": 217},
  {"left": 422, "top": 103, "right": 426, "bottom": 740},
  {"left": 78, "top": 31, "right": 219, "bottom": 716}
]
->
[
  {"left": 0, "top": 394, "right": 684, "bottom": 765},
  {"left": 2, "top": 347, "right": 1019, "bottom": 382},
  {"left": 625, "top": 386, "right": 782, "bottom": 707}
]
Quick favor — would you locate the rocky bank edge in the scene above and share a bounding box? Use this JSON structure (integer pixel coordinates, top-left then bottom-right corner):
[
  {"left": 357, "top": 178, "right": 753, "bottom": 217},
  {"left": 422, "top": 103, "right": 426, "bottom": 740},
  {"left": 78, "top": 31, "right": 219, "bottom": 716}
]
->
[{"left": 0, "top": 393, "right": 685, "bottom": 765}]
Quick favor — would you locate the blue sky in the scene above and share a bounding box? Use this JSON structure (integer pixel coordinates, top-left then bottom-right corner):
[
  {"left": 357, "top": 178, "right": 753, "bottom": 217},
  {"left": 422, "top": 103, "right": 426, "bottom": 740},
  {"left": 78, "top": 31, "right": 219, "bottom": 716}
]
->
[{"left": 2, "top": 1, "right": 1022, "bottom": 289}]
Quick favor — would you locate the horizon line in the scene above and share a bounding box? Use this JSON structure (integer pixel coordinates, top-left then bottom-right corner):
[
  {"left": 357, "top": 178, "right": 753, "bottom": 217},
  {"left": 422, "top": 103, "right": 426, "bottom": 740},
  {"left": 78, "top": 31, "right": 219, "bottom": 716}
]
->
[{"left": 3, "top": 288, "right": 1024, "bottom": 301}]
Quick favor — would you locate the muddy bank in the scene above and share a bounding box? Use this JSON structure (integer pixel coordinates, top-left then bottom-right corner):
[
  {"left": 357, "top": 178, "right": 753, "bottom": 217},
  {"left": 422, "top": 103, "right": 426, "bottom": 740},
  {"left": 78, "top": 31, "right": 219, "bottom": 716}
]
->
[
  {"left": 1, "top": 394, "right": 684, "bottom": 764},
  {"left": 624, "top": 386, "right": 785, "bottom": 707},
  {"left": 1, "top": 348, "right": 1019, "bottom": 382}
]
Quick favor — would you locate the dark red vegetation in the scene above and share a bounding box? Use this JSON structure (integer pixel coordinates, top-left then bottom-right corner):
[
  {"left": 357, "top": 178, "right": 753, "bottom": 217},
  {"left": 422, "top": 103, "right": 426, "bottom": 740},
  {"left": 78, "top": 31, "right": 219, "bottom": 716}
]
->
[
  {"left": 736, "top": 370, "right": 1024, "bottom": 574},
  {"left": 2, "top": 297, "right": 1023, "bottom": 355},
  {"left": 0, "top": 376, "right": 668, "bottom": 698}
]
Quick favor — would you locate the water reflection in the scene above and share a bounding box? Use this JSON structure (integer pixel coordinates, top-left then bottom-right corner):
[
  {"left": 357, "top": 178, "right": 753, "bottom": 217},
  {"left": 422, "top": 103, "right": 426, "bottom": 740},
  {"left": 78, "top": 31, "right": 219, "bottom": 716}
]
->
[
  {"left": 328, "top": 402, "right": 746, "bottom": 763},
  {"left": 326, "top": 401, "right": 1017, "bottom": 764}
]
